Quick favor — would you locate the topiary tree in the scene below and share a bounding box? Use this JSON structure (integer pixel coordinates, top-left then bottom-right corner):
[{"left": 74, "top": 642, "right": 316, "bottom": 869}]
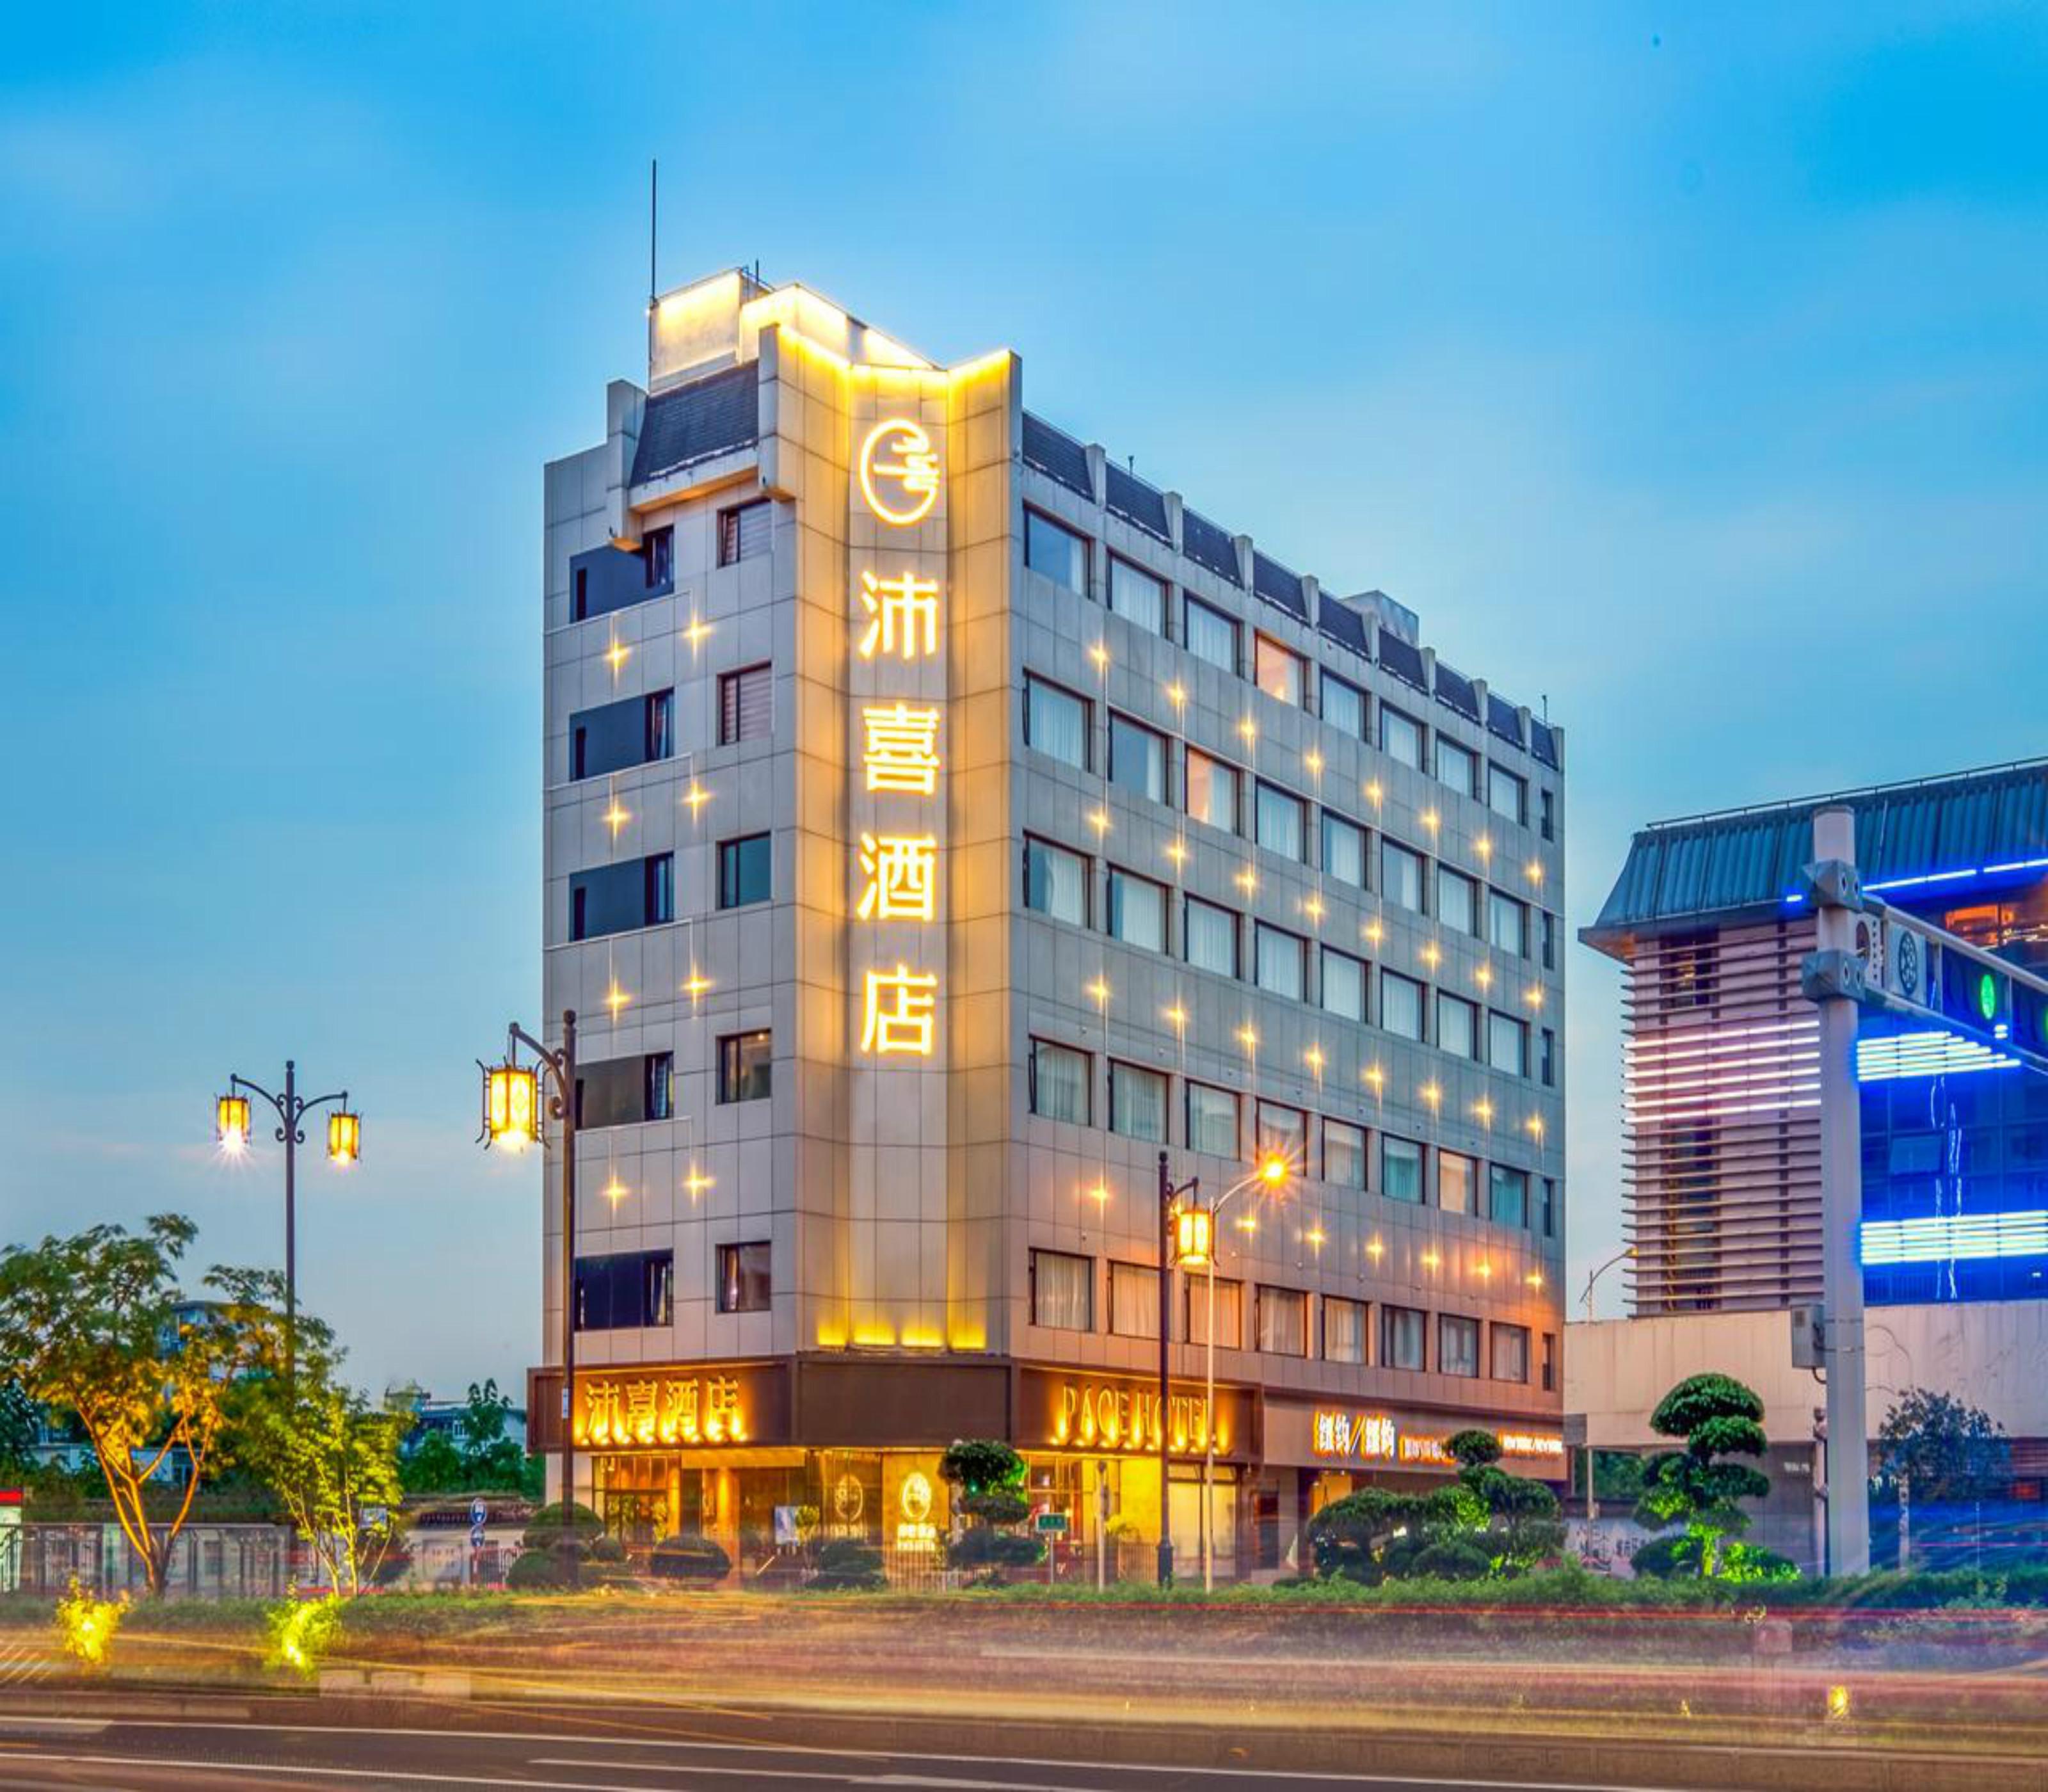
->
[
  {"left": 1633, "top": 1373, "right": 1773, "bottom": 1579},
  {"left": 1441, "top": 1430, "right": 1564, "bottom": 1576},
  {"left": 940, "top": 1439, "right": 1036, "bottom": 1568}
]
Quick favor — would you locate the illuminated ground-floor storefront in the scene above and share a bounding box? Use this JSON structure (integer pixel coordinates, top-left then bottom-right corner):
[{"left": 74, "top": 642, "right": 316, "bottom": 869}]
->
[{"left": 528, "top": 1359, "right": 1565, "bottom": 1582}]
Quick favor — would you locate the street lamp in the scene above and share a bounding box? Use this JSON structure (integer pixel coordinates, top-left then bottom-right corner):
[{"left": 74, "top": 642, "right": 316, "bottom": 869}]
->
[
  {"left": 479, "top": 1011, "right": 580, "bottom": 1584},
  {"left": 212, "top": 1060, "right": 358, "bottom": 1363},
  {"left": 1575, "top": 1245, "right": 1635, "bottom": 1521}
]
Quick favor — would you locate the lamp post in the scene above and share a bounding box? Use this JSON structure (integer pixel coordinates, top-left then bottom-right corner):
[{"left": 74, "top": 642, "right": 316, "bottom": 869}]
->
[
  {"left": 1155, "top": 1151, "right": 1201, "bottom": 1588},
  {"left": 1575, "top": 1245, "right": 1634, "bottom": 1520},
  {"left": 480, "top": 1010, "right": 579, "bottom": 1584},
  {"left": 214, "top": 1060, "right": 359, "bottom": 1368}
]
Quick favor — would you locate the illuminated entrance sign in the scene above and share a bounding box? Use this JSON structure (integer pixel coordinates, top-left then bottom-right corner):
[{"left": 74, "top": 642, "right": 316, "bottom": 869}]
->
[
  {"left": 1311, "top": 1409, "right": 1565, "bottom": 1468},
  {"left": 896, "top": 1471, "right": 939, "bottom": 1552},
  {"left": 1311, "top": 1410, "right": 1396, "bottom": 1462},
  {"left": 1052, "top": 1380, "right": 1215, "bottom": 1455},
  {"left": 860, "top": 965, "right": 939, "bottom": 1057},
  {"left": 575, "top": 1370, "right": 746, "bottom": 1447},
  {"left": 858, "top": 570, "right": 940, "bottom": 660},
  {"left": 858, "top": 418, "right": 941, "bottom": 525}
]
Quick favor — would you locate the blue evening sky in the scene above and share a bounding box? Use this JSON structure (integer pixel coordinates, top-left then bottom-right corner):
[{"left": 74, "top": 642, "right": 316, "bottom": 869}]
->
[{"left": 3, "top": 4, "right": 2044, "bottom": 1395}]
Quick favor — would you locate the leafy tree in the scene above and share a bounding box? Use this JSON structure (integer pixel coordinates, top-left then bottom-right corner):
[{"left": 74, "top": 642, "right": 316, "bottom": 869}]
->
[
  {"left": 0, "top": 1215, "right": 285, "bottom": 1596},
  {"left": 400, "top": 1429, "right": 467, "bottom": 1494},
  {"left": 0, "top": 1379, "right": 40, "bottom": 1478},
  {"left": 1633, "top": 1373, "right": 1773, "bottom": 1579},
  {"left": 1878, "top": 1388, "right": 2010, "bottom": 1507},
  {"left": 1445, "top": 1430, "right": 1565, "bottom": 1574},
  {"left": 940, "top": 1438, "right": 1029, "bottom": 1526}
]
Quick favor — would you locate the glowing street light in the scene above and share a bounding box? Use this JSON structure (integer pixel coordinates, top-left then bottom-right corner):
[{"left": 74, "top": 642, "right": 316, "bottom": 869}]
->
[{"left": 215, "top": 1094, "right": 252, "bottom": 1155}]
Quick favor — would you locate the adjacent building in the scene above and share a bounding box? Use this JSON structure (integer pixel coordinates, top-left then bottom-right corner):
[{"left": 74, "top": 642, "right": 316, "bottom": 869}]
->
[{"left": 531, "top": 268, "right": 1567, "bottom": 1578}]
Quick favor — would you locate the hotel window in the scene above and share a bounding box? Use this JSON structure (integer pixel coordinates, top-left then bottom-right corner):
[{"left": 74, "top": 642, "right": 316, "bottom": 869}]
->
[
  {"left": 1109, "top": 712, "right": 1167, "bottom": 803},
  {"left": 1187, "top": 1082, "right": 1238, "bottom": 1157},
  {"left": 1322, "top": 947, "right": 1366, "bottom": 1021},
  {"left": 1108, "top": 556, "right": 1166, "bottom": 634},
  {"left": 1185, "top": 1276, "right": 1242, "bottom": 1348},
  {"left": 1540, "top": 1177, "right": 1558, "bottom": 1238},
  {"left": 1029, "top": 1039, "right": 1091, "bottom": 1125},
  {"left": 1380, "top": 970, "right": 1424, "bottom": 1042},
  {"left": 1492, "top": 1322, "right": 1530, "bottom": 1384},
  {"left": 1184, "top": 596, "right": 1237, "bottom": 673},
  {"left": 1254, "top": 923, "right": 1306, "bottom": 1000},
  {"left": 1490, "top": 1011, "right": 1529, "bottom": 1077},
  {"left": 1185, "top": 897, "right": 1239, "bottom": 978},
  {"left": 717, "top": 1030, "right": 772, "bottom": 1104},
  {"left": 571, "top": 689, "right": 674, "bottom": 781},
  {"left": 1487, "top": 762, "right": 1528, "bottom": 827},
  {"left": 573, "top": 1249, "right": 673, "bottom": 1332},
  {"left": 1322, "top": 673, "right": 1366, "bottom": 740},
  {"left": 1489, "top": 1164, "right": 1531, "bottom": 1228},
  {"left": 1540, "top": 909, "right": 1557, "bottom": 970},
  {"left": 1324, "top": 1295, "right": 1367, "bottom": 1365},
  {"left": 1438, "top": 1149, "right": 1476, "bottom": 1215},
  {"left": 1185, "top": 748, "right": 1240, "bottom": 833},
  {"left": 717, "top": 833, "right": 771, "bottom": 909},
  {"left": 1254, "top": 634, "right": 1306, "bottom": 707},
  {"left": 1380, "top": 705, "right": 1423, "bottom": 769},
  {"left": 1541, "top": 1331, "right": 1557, "bottom": 1392},
  {"left": 570, "top": 853, "right": 672, "bottom": 941},
  {"left": 645, "top": 1052, "right": 673, "bottom": 1123},
  {"left": 1109, "top": 1261, "right": 1160, "bottom": 1338},
  {"left": 719, "top": 662, "right": 771, "bottom": 744},
  {"left": 1110, "top": 1061, "right": 1168, "bottom": 1143},
  {"left": 1025, "top": 509, "right": 1088, "bottom": 592},
  {"left": 1380, "top": 1303, "right": 1426, "bottom": 1372},
  {"left": 574, "top": 1052, "right": 671, "bottom": 1129},
  {"left": 1107, "top": 867, "right": 1167, "bottom": 953},
  {"left": 1382, "top": 1135, "right": 1423, "bottom": 1203},
  {"left": 717, "top": 500, "right": 771, "bottom": 566},
  {"left": 644, "top": 524, "right": 674, "bottom": 589},
  {"left": 1437, "top": 993, "right": 1478, "bottom": 1060},
  {"left": 1488, "top": 889, "right": 1528, "bottom": 956},
  {"left": 716, "top": 1241, "right": 771, "bottom": 1315},
  {"left": 1539, "top": 786, "right": 1556, "bottom": 842},
  {"left": 1023, "top": 674, "right": 1090, "bottom": 769},
  {"left": 1382, "top": 840, "right": 1425, "bottom": 913},
  {"left": 1256, "top": 1101, "right": 1307, "bottom": 1174},
  {"left": 1255, "top": 781, "right": 1306, "bottom": 860},
  {"left": 1030, "top": 1249, "right": 1094, "bottom": 1331},
  {"left": 1256, "top": 1285, "right": 1309, "bottom": 1356},
  {"left": 1438, "top": 867, "right": 1477, "bottom": 936},
  {"left": 1439, "top": 1314, "right": 1480, "bottom": 1378},
  {"left": 1436, "top": 735, "right": 1477, "bottom": 797},
  {"left": 1024, "top": 836, "right": 1089, "bottom": 927},
  {"left": 1324, "top": 1118, "right": 1367, "bottom": 1190},
  {"left": 1322, "top": 812, "right": 1366, "bottom": 888}
]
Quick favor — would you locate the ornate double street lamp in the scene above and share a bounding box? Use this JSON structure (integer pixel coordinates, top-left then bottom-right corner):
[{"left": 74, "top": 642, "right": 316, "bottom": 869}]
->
[
  {"left": 214, "top": 1060, "right": 360, "bottom": 1364},
  {"left": 1153, "top": 1148, "right": 1290, "bottom": 1589},
  {"left": 479, "top": 1009, "right": 579, "bottom": 1583}
]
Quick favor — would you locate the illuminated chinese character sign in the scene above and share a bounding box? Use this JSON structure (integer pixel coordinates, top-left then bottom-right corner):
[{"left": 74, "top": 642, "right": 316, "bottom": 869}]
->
[{"left": 559, "top": 1363, "right": 788, "bottom": 1450}]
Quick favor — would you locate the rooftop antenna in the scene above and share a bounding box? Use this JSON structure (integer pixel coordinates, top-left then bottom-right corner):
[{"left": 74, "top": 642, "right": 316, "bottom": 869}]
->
[{"left": 648, "top": 159, "right": 658, "bottom": 308}]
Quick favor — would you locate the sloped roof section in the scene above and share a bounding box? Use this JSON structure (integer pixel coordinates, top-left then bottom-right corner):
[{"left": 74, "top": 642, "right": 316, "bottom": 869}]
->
[
  {"left": 631, "top": 363, "right": 759, "bottom": 485},
  {"left": 1022, "top": 412, "right": 1092, "bottom": 499},
  {"left": 1587, "top": 760, "right": 2048, "bottom": 950}
]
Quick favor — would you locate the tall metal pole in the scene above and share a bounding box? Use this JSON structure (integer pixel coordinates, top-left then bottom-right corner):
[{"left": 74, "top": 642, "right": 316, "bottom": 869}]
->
[
  {"left": 282, "top": 1058, "right": 298, "bottom": 1350},
  {"left": 1812, "top": 804, "right": 1871, "bottom": 1577},
  {"left": 559, "top": 1009, "right": 580, "bottom": 1580},
  {"left": 1156, "top": 1149, "right": 1174, "bottom": 1588},
  {"left": 1203, "top": 1254, "right": 1217, "bottom": 1592}
]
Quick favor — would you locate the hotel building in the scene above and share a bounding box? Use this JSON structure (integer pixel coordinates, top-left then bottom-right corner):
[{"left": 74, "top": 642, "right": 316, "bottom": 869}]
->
[{"left": 531, "top": 268, "right": 1567, "bottom": 1577}]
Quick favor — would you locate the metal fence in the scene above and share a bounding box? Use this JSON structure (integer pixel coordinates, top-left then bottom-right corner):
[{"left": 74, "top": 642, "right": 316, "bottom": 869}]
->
[{"left": 4, "top": 1524, "right": 295, "bottom": 1601}]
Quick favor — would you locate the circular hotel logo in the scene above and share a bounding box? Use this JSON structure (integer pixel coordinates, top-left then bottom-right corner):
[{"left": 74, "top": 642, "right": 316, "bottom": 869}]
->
[
  {"left": 831, "top": 1472, "right": 865, "bottom": 1524},
  {"left": 899, "top": 1471, "right": 933, "bottom": 1524},
  {"left": 858, "top": 418, "right": 941, "bottom": 525}
]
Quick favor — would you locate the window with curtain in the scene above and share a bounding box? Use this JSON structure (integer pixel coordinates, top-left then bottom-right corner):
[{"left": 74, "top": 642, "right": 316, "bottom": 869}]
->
[
  {"left": 1489, "top": 889, "right": 1528, "bottom": 956},
  {"left": 1108, "top": 557, "right": 1165, "bottom": 633},
  {"left": 1107, "top": 868, "right": 1166, "bottom": 952},
  {"left": 1024, "top": 836, "right": 1089, "bottom": 926},
  {"left": 1184, "top": 597, "right": 1237, "bottom": 673},
  {"left": 1380, "top": 1304, "right": 1426, "bottom": 1370},
  {"left": 1490, "top": 1011, "right": 1530, "bottom": 1076},
  {"left": 717, "top": 500, "right": 770, "bottom": 566},
  {"left": 1256, "top": 1101, "right": 1306, "bottom": 1172},
  {"left": 1029, "top": 1039, "right": 1091, "bottom": 1124},
  {"left": 1380, "top": 971, "right": 1424, "bottom": 1041},
  {"left": 719, "top": 663, "right": 772, "bottom": 744},
  {"left": 1256, "top": 1285, "right": 1308, "bottom": 1355},
  {"left": 1324, "top": 1296, "right": 1366, "bottom": 1364},
  {"left": 1187, "top": 1083, "right": 1238, "bottom": 1157},
  {"left": 1322, "top": 812, "right": 1366, "bottom": 888},
  {"left": 1025, "top": 510, "right": 1087, "bottom": 591},
  {"left": 1109, "top": 713, "right": 1167, "bottom": 803},
  {"left": 1254, "top": 924, "right": 1306, "bottom": 1000},
  {"left": 1185, "top": 749, "right": 1240, "bottom": 833},
  {"left": 1380, "top": 705, "right": 1423, "bottom": 769},
  {"left": 1255, "top": 781, "right": 1305, "bottom": 860},
  {"left": 1024, "top": 675, "right": 1089, "bottom": 769},
  {"left": 716, "top": 1241, "right": 771, "bottom": 1313},
  {"left": 1322, "top": 948, "right": 1366, "bottom": 1021},
  {"left": 1109, "top": 1062, "right": 1167, "bottom": 1142},
  {"left": 1324, "top": 1119, "right": 1366, "bottom": 1189},
  {"left": 1382, "top": 840, "right": 1425, "bottom": 912},
  {"left": 1185, "top": 1276, "right": 1242, "bottom": 1348},
  {"left": 1438, "top": 867, "right": 1477, "bottom": 934},
  {"left": 1254, "top": 635, "right": 1305, "bottom": 707},
  {"left": 717, "top": 1030, "right": 771, "bottom": 1103},
  {"left": 1439, "top": 1150, "right": 1476, "bottom": 1215},
  {"left": 1488, "top": 762, "right": 1527, "bottom": 826},
  {"left": 1491, "top": 1323, "right": 1530, "bottom": 1383},
  {"left": 1185, "top": 897, "right": 1239, "bottom": 977},
  {"left": 1489, "top": 1164, "right": 1530, "bottom": 1228},
  {"left": 1438, "top": 993, "right": 1478, "bottom": 1060},
  {"left": 1436, "top": 735, "right": 1477, "bottom": 796},
  {"left": 1382, "top": 1135, "right": 1423, "bottom": 1203},
  {"left": 1439, "top": 1314, "right": 1480, "bottom": 1377},
  {"left": 1109, "top": 1261, "right": 1160, "bottom": 1338},
  {"left": 1322, "top": 675, "right": 1365, "bottom": 740},
  {"left": 1030, "top": 1249, "right": 1093, "bottom": 1330}
]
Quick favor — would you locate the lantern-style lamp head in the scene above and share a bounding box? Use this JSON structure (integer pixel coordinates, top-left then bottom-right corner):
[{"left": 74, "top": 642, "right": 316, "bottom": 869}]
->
[
  {"left": 327, "top": 1110, "right": 362, "bottom": 1165},
  {"left": 216, "top": 1094, "right": 252, "bottom": 1155},
  {"left": 1259, "top": 1153, "right": 1289, "bottom": 1187},
  {"left": 483, "top": 1062, "right": 540, "bottom": 1149},
  {"left": 1172, "top": 1204, "right": 1213, "bottom": 1270}
]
